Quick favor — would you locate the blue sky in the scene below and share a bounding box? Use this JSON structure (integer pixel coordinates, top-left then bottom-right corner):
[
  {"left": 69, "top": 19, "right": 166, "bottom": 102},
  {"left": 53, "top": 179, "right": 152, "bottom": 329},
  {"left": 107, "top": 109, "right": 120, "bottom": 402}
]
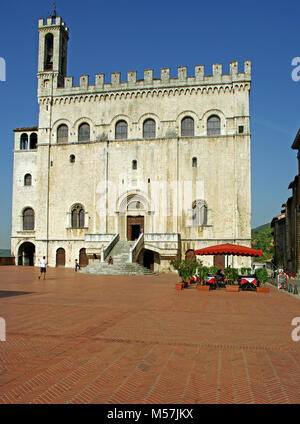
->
[{"left": 0, "top": 0, "right": 299, "bottom": 249}]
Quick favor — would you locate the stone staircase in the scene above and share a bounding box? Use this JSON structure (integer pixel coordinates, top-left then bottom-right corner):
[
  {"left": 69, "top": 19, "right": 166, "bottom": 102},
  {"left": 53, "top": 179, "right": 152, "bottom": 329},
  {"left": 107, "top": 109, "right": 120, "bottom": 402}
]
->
[
  {"left": 80, "top": 240, "right": 156, "bottom": 275},
  {"left": 110, "top": 240, "right": 134, "bottom": 263}
]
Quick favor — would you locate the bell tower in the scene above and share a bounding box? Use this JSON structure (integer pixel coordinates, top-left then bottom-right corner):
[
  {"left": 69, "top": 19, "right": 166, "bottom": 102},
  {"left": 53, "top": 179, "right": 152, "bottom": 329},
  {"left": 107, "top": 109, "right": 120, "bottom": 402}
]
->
[{"left": 37, "top": 11, "right": 69, "bottom": 92}]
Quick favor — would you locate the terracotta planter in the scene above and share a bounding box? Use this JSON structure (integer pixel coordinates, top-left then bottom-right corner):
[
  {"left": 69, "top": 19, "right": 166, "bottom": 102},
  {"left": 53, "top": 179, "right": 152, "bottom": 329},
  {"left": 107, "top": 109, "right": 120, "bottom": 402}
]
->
[
  {"left": 226, "top": 286, "right": 240, "bottom": 292},
  {"left": 176, "top": 283, "right": 183, "bottom": 291},
  {"left": 197, "top": 285, "right": 210, "bottom": 291},
  {"left": 256, "top": 287, "right": 270, "bottom": 293}
]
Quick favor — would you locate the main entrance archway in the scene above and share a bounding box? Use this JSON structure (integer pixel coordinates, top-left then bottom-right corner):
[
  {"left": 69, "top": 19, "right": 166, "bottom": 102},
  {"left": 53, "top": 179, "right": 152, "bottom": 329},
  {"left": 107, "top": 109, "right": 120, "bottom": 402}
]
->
[
  {"left": 18, "top": 242, "right": 35, "bottom": 266},
  {"left": 116, "top": 190, "right": 154, "bottom": 240}
]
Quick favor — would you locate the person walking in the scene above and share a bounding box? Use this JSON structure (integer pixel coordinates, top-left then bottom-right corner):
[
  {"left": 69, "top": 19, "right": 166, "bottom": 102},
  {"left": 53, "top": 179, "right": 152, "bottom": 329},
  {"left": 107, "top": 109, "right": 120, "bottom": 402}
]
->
[
  {"left": 75, "top": 259, "right": 80, "bottom": 272},
  {"left": 277, "top": 269, "right": 288, "bottom": 290},
  {"left": 38, "top": 256, "right": 47, "bottom": 280}
]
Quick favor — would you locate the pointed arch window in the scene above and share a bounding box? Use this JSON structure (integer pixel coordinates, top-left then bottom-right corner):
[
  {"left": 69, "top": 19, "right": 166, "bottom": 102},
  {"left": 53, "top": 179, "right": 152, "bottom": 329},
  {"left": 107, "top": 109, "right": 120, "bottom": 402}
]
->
[
  {"left": 132, "top": 160, "right": 137, "bottom": 170},
  {"left": 23, "top": 208, "right": 35, "bottom": 231},
  {"left": 192, "top": 200, "right": 207, "bottom": 226},
  {"left": 115, "top": 120, "right": 128, "bottom": 140},
  {"left": 143, "top": 119, "right": 156, "bottom": 139},
  {"left": 181, "top": 117, "right": 194, "bottom": 137},
  {"left": 71, "top": 204, "right": 85, "bottom": 228},
  {"left": 57, "top": 124, "right": 68, "bottom": 143},
  {"left": 78, "top": 123, "right": 90, "bottom": 141},
  {"left": 207, "top": 115, "right": 221, "bottom": 136}
]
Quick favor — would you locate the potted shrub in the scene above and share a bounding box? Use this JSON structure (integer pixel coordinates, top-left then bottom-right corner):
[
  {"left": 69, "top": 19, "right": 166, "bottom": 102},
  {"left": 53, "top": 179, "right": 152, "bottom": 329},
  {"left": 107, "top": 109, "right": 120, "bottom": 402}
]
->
[
  {"left": 255, "top": 268, "right": 269, "bottom": 292},
  {"left": 241, "top": 267, "right": 252, "bottom": 276},
  {"left": 198, "top": 266, "right": 209, "bottom": 284},
  {"left": 197, "top": 266, "right": 210, "bottom": 291},
  {"left": 171, "top": 258, "right": 202, "bottom": 289},
  {"left": 209, "top": 266, "right": 219, "bottom": 275},
  {"left": 224, "top": 267, "right": 239, "bottom": 285}
]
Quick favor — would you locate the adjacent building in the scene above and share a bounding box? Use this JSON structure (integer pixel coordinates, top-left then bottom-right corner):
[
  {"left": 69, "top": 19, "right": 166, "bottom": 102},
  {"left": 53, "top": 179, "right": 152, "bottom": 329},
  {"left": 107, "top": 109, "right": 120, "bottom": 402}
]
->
[{"left": 271, "top": 129, "right": 300, "bottom": 275}]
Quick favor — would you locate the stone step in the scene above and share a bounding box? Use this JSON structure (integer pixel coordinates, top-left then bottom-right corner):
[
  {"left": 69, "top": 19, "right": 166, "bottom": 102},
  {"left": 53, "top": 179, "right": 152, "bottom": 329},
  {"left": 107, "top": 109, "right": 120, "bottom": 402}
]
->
[
  {"left": 81, "top": 261, "right": 155, "bottom": 276},
  {"left": 82, "top": 239, "right": 152, "bottom": 275}
]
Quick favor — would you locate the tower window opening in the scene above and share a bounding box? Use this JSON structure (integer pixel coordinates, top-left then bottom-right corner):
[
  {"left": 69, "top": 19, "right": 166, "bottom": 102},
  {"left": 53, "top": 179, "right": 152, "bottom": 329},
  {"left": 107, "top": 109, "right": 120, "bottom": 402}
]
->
[
  {"left": 44, "top": 33, "right": 54, "bottom": 71},
  {"left": 20, "top": 133, "right": 28, "bottom": 150},
  {"left": 29, "top": 133, "right": 38, "bottom": 149}
]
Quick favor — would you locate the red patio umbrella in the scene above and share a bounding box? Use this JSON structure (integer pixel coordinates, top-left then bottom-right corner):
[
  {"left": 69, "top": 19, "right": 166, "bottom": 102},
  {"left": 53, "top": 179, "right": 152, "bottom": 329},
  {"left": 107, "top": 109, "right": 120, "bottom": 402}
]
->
[
  {"left": 194, "top": 243, "right": 262, "bottom": 267},
  {"left": 194, "top": 243, "right": 262, "bottom": 257}
]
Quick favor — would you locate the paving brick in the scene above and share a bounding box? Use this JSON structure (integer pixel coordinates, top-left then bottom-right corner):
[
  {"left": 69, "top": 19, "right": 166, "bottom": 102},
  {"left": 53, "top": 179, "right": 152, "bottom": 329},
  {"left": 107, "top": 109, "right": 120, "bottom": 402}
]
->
[{"left": 0, "top": 266, "right": 300, "bottom": 403}]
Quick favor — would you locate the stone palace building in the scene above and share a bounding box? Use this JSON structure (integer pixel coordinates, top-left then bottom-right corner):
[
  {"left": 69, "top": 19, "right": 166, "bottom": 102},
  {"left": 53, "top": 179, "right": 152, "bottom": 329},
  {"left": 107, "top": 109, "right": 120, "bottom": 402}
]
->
[{"left": 11, "top": 13, "right": 252, "bottom": 272}]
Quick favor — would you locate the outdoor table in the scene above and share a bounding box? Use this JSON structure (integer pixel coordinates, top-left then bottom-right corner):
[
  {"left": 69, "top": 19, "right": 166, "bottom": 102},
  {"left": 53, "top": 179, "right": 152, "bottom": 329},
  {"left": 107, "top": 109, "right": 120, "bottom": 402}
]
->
[
  {"left": 206, "top": 275, "right": 217, "bottom": 289},
  {"left": 240, "top": 276, "right": 258, "bottom": 290}
]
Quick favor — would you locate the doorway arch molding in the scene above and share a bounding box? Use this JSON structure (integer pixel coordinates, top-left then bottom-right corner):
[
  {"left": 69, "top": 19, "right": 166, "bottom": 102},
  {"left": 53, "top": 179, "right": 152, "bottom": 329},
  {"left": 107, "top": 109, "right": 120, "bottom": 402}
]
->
[{"left": 116, "top": 189, "right": 154, "bottom": 215}]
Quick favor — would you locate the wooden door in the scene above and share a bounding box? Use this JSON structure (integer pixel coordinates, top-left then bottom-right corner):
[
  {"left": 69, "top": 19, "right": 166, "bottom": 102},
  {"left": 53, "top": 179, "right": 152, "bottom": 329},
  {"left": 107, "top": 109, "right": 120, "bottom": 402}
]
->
[
  {"left": 127, "top": 216, "right": 144, "bottom": 241},
  {"left": 56, "top": 248, "right": 66, "bottom": 267},
  {"left": 213, "top": 255, "right": 225, "bottom": 270},
  {"left": 79, "top": 248, "right": 89, "bottom": 267}
]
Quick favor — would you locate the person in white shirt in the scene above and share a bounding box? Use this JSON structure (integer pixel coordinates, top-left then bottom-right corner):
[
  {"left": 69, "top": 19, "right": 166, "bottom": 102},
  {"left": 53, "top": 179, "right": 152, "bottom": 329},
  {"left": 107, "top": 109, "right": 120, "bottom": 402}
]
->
[{"left": 38, "top": 256, "right": 47, "bottom": 280}]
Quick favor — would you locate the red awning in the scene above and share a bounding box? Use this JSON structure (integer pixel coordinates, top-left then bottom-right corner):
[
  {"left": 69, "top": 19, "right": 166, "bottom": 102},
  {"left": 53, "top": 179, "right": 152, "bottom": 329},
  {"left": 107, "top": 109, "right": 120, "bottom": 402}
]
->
[{"left": 194, "top": 243, "right": 263, "bottom": 257}]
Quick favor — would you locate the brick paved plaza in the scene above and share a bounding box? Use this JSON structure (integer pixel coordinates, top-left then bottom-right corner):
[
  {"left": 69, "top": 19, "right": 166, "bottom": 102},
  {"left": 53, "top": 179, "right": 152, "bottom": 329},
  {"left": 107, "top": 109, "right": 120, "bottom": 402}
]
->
[{"left": 0, "top": 266, "right": 300, "bottom": 404}]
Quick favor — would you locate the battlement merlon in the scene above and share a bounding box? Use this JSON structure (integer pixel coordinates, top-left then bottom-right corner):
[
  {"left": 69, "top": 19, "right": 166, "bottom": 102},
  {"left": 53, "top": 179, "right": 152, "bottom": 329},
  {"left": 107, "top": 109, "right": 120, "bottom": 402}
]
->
[
  {"left": 38, "top": 61, "right": 251, "bottom": 97},
  {"left": 38, "top": 16, "right": 69, "bottom": 33}
]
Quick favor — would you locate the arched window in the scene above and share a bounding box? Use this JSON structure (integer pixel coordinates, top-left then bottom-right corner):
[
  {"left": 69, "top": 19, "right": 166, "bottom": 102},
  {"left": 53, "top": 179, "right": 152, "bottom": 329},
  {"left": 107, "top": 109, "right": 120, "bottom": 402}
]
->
[
  {"left": 192, "top": 200, "right": 207, "bottom": 226},
  {"left": 132, "top": 160, "right": 137, "bottom": 170},
  {"left": 24, "top": 174, "right": 32, "bottom": 186},
  {"left": 20, "top": 133, "right": 28, "bottom": 150},
  {"left": 115, "top": 120, "right": 128, "bottom": 140},
  {"left": 69, "top": 154, "right": 75, "bottom": 163},
  {"left": 192, "top": 157, "right": 197, "bottom": 168},
  {"left": 44, "top": 33, "right": 54, "bottom": 71},
  {"left": 57, "top": 124, "right": 68, "bottom": 143},
  {"left": 23, "top": 208, "right": 35, "bottom": 231},
  {"left": 207, "top": 115, "right": 221, "bottom": 136},
  {"left": 143, "top": 119, "right": 156, "bottom": 139},
  {"left": 71, "top": 204, "right": 85, "bottom": 228},
  {"left": 29, "top": 133, "right": 37, "bottom": 149},
  {"left": 181, "top": 117, "right": 194, "bottom": 137},
  {"left": 78, "top": 123, "right": 90, "bottom": 141}
]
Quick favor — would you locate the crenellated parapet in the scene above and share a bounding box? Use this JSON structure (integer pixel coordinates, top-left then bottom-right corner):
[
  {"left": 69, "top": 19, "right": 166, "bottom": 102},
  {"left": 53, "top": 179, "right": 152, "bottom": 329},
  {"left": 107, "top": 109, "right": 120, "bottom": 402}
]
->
[
  {"left": 38, "top": 16, "right": 69, "bottom": 33},
  {"left": 38, "top": 61, "right": 251, "bottom": 98}
]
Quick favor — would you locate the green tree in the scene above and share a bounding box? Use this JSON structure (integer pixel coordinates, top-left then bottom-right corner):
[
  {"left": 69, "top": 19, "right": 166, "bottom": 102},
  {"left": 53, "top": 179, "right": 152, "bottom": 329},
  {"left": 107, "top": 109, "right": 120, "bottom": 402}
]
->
[{"left": 251, "top": 223, "right": 274, "bottom": 263}]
